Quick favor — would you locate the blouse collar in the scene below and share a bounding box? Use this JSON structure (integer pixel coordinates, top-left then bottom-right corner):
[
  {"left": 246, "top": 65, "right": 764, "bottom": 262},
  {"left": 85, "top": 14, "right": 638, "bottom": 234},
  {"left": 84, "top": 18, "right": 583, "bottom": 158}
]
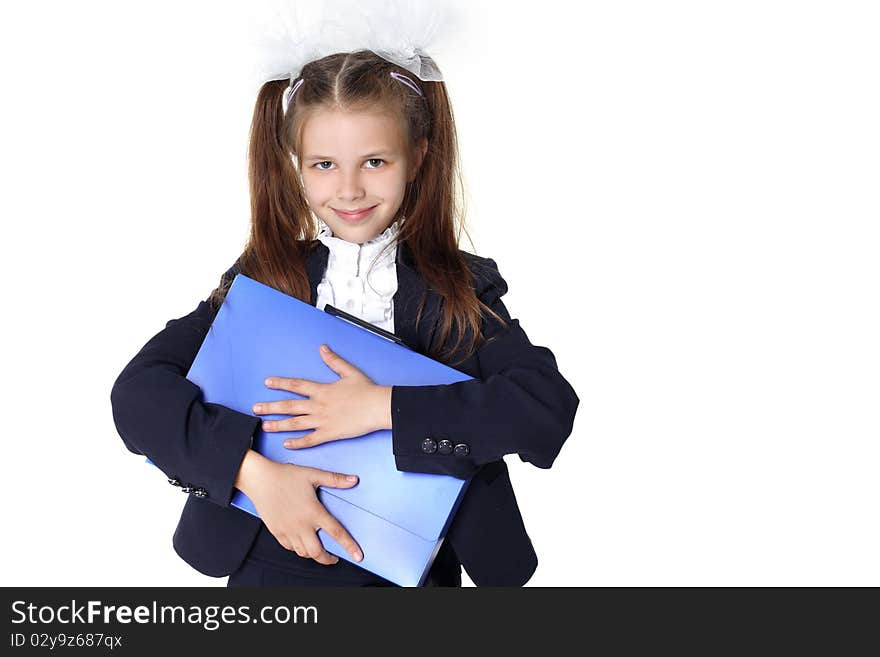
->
[{"left": 315, "top": 216, "right": 404, "bottom": 275}]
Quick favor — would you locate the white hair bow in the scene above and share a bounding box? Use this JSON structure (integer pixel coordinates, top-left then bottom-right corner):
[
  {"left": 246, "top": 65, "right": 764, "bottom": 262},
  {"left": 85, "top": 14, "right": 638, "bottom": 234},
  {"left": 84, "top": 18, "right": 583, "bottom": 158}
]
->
[{"left": 248, "top": 0, "right": 460, "bottom": 85}]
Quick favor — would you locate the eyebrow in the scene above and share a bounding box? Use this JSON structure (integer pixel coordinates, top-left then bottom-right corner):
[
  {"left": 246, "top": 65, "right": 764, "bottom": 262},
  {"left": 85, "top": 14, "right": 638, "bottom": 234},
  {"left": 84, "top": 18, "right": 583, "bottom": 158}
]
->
[{"left": 303, "top": 150, "right": 394, "bottom": 161}]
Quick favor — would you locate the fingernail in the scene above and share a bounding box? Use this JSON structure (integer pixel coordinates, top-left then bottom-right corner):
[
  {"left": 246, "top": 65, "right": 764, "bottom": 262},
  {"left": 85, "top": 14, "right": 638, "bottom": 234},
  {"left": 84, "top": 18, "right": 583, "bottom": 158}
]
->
[
  {"left": 264, "top": 378, "right": 274, "bottom": 386},
  {"left": 354, "top": 551, "right": 363, "bottom": 561},
  {"left": 321, "top": 344, "right": 329, "bottom": 353},
  {"left": 346, "top": 475, "right": 358, "bottom": 482},
  {"left": 283, "top": 440, "right": 292, "bottom": 448},
  {"left": 253, "top": 404, "right": 262, "bottom": 413}
]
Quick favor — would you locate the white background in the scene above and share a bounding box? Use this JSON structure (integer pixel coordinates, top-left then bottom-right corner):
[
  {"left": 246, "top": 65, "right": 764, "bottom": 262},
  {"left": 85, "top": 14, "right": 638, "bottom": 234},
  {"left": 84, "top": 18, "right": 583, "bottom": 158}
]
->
[{"left": 1, "top": 0, "right": 877, "bottom": 587}]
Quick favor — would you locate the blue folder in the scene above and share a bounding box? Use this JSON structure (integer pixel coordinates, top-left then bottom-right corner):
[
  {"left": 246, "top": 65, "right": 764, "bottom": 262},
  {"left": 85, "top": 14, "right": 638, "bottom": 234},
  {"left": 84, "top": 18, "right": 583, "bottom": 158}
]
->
[{"left": 153, "top": 274, "right": 472, "bottom": 586}]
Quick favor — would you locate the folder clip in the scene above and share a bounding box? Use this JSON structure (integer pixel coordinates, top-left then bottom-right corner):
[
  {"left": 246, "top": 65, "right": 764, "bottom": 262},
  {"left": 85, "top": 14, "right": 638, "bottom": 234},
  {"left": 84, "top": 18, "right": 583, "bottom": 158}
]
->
[{"left": 324, "top": 304, "right": 407, "bottom": 347}]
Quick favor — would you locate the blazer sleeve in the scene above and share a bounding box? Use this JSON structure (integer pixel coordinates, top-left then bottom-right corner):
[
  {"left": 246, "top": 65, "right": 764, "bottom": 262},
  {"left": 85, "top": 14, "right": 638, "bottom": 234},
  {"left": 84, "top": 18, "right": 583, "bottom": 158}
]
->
[
  {"left": 109, "top": 262, "right": 259, "bottom": 508},
  {"left": 390, "top": 257, "right": 580, "bottom": 479}
]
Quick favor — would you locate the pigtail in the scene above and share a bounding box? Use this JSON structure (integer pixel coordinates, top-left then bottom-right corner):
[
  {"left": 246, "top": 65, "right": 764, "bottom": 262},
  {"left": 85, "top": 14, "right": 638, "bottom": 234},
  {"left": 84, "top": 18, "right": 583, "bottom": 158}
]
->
[
  {"left": 397, "top": 66, "right": 509, "bottom": 365},
  {"left": 208, "top": 80, "right": 314, "bottom": 311}
]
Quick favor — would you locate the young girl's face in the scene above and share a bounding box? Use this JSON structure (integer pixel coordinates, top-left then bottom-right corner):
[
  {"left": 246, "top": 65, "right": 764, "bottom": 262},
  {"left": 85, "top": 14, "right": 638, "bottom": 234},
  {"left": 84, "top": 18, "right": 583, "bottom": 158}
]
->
[{"left": 298, "top": 108, "right": 425, "bottom": 245}]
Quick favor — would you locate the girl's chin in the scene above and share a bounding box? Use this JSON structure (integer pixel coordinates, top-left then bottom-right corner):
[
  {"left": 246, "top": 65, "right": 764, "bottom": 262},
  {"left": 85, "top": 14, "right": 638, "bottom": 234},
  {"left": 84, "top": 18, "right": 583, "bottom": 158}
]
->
[{"left": 321, "top": 211, "right": 401, "bottom": 241}]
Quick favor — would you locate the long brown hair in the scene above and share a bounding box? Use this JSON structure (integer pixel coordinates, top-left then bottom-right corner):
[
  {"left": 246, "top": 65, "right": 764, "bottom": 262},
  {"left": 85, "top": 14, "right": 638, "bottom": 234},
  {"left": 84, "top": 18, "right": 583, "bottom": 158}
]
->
[{"left": 209, "top": 50, "right": 506, "bottom": 364}]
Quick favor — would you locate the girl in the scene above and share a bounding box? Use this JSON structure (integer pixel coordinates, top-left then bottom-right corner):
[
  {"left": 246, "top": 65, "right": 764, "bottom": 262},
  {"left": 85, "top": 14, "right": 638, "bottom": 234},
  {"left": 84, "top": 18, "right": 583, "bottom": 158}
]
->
[{"left": 110, "top": 49, "right": 579, "bottom": 587}]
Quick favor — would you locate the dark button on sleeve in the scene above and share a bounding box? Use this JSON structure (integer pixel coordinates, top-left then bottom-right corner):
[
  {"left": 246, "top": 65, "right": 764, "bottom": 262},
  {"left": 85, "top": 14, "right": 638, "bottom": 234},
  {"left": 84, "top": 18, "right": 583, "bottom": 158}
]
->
[
  {"left": 437, "top": 439, "right": 454, "bottom": 455},
  {"left": 421, "top": 437, "right": 438, "bottom": 454},
  {"left": 191, "top": 487, "right": 208, "bottom": 498},
  {"left": 167, "top": 477, "right": 182, "bottom": 487},
  {"left": 453, "top": 443, "right": 470, "bottom": 457},
  {"left": 181, "top": 484, "right": 193, "bottom": 493}
]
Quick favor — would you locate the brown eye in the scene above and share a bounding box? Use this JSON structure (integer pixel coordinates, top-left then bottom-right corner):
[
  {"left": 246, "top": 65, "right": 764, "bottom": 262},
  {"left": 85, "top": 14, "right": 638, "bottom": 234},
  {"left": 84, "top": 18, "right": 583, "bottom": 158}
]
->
[{"left": 366, "top": 158, "right": 385, "bottom": 168}]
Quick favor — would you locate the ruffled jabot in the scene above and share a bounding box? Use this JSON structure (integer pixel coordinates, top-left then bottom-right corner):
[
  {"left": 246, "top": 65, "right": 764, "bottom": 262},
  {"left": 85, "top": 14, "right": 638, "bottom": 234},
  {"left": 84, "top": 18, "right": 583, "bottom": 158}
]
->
[{"left": 314, "top": 217, "right": 404, "bottom": 332}]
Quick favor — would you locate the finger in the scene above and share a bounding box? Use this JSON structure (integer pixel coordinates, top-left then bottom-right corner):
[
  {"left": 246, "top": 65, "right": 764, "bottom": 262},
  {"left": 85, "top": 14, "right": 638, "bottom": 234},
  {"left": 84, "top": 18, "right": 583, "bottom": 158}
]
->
[
  {"left": 252, "top": 398, "right": 309, "bottom": 416},
  {"left": 262, "top": 416, "right": 317, "bottom": 433},
  {"left": 302, "top": 533, "right": 339, "bottom": 566},
  {"left": 311, "top": 468, "right": 359, "bottom": 489},
  {"left": 285, "top": 538, "right": 306, "bottom": 558},
  {"left": 319, "top": 344, "right": 363, "bottom": 379},
  {"left": 319, "top": 513, "right": 363, "bottom": 562},
  {"left": 264, "top": 377, "right": 317, "bottom": 397},
  {"left": 283, "top": 430, "right": 332, "bottom": 449}
]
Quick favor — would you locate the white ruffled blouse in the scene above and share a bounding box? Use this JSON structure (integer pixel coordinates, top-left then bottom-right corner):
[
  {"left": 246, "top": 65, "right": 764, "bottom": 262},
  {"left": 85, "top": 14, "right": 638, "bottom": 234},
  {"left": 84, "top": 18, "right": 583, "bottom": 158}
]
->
[{"left": 315, "top": 217, "right": 403, "bottom": 333}]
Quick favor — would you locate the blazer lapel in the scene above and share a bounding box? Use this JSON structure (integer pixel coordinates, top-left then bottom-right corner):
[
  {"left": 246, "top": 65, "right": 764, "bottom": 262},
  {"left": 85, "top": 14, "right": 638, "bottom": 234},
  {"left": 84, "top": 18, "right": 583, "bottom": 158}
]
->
[
  {"left": 304, "top": 238, "right": 433, "bottom": 354},
  {"left": 305, "top": 241, "right": 329, "bottom": 308}
]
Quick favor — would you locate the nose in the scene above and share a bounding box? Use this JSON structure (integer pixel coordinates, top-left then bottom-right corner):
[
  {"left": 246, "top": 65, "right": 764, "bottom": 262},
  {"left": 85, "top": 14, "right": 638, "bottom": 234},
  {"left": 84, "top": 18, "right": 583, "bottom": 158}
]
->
[{"left": 337, "top": 168, "right": 366, "bottom": 202}]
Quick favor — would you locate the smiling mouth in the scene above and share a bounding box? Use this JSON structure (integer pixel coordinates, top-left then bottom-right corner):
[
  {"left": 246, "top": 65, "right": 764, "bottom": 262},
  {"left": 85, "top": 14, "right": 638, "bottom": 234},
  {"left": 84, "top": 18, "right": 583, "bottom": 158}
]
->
[
  {"left": 333, "top": 205, "right": 378, "bottom": 222},
  {"left": 334, "top": 205, "right": 376, "bottom": 214}
]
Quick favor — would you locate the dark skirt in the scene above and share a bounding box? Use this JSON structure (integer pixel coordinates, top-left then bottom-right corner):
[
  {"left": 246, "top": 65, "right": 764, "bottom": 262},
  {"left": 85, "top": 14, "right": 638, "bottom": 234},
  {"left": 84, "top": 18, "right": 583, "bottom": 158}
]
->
[{"left": 226, "top": 523, "right": 462, "bottom": 588}]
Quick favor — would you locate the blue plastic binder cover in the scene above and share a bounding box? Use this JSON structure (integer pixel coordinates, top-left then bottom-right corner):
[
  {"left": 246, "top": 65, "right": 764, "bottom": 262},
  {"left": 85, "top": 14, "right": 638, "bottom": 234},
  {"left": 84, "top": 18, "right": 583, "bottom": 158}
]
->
[{"left": 159, "top": 274, "right": 472, "bottom": 587}]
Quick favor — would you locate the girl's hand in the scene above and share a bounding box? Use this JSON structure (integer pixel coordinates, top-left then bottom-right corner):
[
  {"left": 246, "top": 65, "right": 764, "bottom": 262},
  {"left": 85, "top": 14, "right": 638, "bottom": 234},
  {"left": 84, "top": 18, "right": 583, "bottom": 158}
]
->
[
  {"left": 254, "top": 344, "right": 392, "bottom": 449},
  {"left": 246, "top": 458, "right": 364, "bottom": 565}
]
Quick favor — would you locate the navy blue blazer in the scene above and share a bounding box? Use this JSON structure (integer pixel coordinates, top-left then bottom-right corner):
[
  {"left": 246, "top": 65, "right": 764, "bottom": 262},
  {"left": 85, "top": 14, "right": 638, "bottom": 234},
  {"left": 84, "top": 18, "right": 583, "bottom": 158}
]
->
[{"left": 110, "top": 239, "right": 579, "bottom": 586}]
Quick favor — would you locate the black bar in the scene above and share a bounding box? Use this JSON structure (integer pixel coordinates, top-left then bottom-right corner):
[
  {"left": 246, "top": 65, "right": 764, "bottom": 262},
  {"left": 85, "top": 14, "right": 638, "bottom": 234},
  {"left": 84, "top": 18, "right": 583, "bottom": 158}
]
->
[{"left": 1, "top": 588, "right": 876, "bottom": 653}]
